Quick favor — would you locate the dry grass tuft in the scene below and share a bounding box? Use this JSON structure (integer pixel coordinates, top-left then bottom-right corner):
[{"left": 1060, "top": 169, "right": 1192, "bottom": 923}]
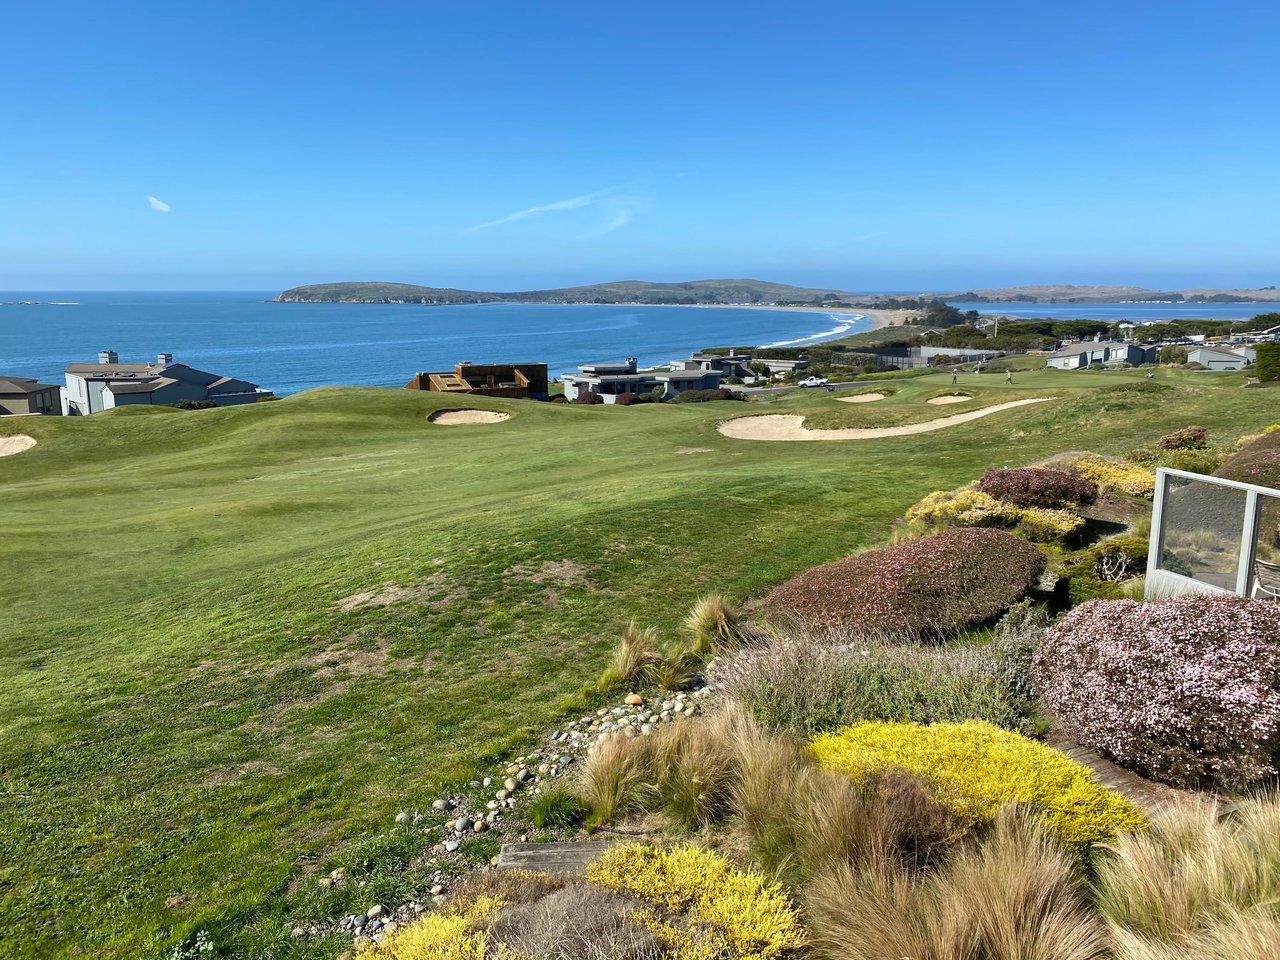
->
[
  {"left": 807, "top": 809, "right": 1107, "bottom": 960},
  {"left": 1094, "top": 791, "right": 1280, "bottom": 955},
  {"left": 683, "top": 593, "right": 745, "bottom": 655},
  {"left": 598, "top": 621, "right": 663, "bottom": 692}
]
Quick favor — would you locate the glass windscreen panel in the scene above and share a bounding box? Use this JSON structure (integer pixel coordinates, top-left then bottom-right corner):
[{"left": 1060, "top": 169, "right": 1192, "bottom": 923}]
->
[
  {"left": 1253, "top": 491, "right": 1280, "bottom": 600},
  {"left": 1157, "top": 475, "right": 1247, "bottom": 590}
]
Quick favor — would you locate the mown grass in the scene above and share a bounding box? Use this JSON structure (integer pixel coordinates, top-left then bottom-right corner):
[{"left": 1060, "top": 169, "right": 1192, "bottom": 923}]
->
[{"left": 0, "top": 370, "right": 1271, "bottom": 958}]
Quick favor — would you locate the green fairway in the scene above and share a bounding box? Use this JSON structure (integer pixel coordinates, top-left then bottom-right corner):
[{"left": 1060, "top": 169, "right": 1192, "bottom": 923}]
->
[{"left": 0, "top": 370, "right": 1271, "bottom": 958}]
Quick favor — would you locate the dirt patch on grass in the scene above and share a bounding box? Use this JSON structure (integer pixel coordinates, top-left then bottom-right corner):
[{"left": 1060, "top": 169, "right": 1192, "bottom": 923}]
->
[
  {"left": 506, "top": 559, "right": 590, "bottom": 588},
  {"left": 837, "top": 392, "right": 886, "bottom": 403},
  {"left": 927, "top": 394, "right": 971, "bottom": 405},
  {"left": 716, "top": 398, "right": 1055, "bottom": 442},
  {"left": 336, "top": 574, "right": 468, "bottom": 613},
  {"left": 674, "top": 447, "right": 713, "bottom": 455},
  {"left": 0, "top": 435, "right": 36, "bottom": 457},
  {"left": 428, "top": 409, "right": 511, "bottom": 425}
]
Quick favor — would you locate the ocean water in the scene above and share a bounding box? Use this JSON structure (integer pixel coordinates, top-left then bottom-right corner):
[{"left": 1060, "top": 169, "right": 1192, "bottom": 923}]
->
[
  {"left": 0, "top": 293, "right": 868, "bottom": 395},
  {"left": 948, "top": 301, "right": 1276, "bottom": 323}
]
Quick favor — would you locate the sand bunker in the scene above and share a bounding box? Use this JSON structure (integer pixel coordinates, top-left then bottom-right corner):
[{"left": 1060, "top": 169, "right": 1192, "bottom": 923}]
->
[
  {"left": 927, "top": 394, "right": 972, "bottom": 405},
  {"left": 427, "top": 409, "right": 511, "bottom": 425},
  {"left": 837, "top": 392, "right": 886, "bottom": 404},
  {"left": 717, "top": 398, "right": 1054, "bottom": 442},
  {"left": 0, "top": 435, "right": 36, "bottom": 457}
]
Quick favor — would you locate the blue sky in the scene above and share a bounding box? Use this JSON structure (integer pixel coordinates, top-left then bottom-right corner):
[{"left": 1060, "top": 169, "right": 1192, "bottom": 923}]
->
[{"left": 1, "top": 1, "right": 1277, "bottom": 291}]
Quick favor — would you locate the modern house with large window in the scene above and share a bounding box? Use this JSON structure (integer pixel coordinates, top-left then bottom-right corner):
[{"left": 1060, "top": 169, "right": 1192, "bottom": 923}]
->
[
  {"left": 63, "top": 351, "right": 270, "bottom": 415},
  {"left": 0, "top": 375, "right": 62, "bottom": 416},
  {"left": 405, "top": 361, "right": 549, "bottom": 399},
  {"left": 561, "top": 357, "right": 723, "bottom": 403}
]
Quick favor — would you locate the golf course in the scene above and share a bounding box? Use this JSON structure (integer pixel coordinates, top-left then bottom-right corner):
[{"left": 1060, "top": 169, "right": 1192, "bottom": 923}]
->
[{"left": 0, "top": 368, "right": 1274, "bottom": 958}]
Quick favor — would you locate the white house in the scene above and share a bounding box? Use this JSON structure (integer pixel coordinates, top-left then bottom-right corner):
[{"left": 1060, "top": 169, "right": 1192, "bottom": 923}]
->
[
  {"left": 562, "top": 357, "right": 724, "bottom": 403},
  {"left": 64, "top": 351, "right": 271, "bottom": 415},
  {"left": 1186, "top": 346, "right": 1255, "bottom": 371}
]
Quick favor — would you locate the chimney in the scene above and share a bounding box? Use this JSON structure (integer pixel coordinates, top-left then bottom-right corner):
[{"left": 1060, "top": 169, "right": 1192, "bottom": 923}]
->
[
  {"left": 98, "top": 350, "right": 118, "bottom": 364},
  {"left": 157, "top": 352, "right": 173, "bottom": 366}
]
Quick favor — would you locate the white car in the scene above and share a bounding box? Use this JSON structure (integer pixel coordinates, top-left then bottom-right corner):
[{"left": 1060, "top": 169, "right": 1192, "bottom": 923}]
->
[{"left": 797, "top": 375, "right": 829, "bottom": 388}]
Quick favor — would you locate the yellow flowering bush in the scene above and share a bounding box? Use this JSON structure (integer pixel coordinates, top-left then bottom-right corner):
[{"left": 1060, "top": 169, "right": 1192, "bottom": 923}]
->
[
  {"left": 1017, "top": 506, "right": 1086, "bottom": 542},
  {"left": 906, "top": 487, "right": 1083, "bottom": 542},
  {"left": 587, "top": 844, "right": 804, "bottom": 960},
  {"left": 1058, "top": 453, "right": 1156, "bottom": 498},
  {"left": 906, "top": 488, "right": 1021, "bottom": 528},
  {"left": 811, "top": 720, "right": 1145, "bottom": 860},
  {"left": 357, "top": 896, "right": 500, "bottom": 960}
]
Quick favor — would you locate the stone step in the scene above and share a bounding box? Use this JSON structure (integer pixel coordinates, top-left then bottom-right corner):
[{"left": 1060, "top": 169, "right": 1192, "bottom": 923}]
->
[{"left": 496, "top": 841, "right": 615, "bottom": 875}]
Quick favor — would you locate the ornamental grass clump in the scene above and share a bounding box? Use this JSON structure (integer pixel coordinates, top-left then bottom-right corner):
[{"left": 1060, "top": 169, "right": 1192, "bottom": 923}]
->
[
  {"left": 683, "top": 592, "right": 746, "bottom": 655},
  {"left": 598, "top": 621, "right": 662, "bottom": 691},
  {"left": 977, "top": 467, "right": 1099, "bottom": 508},
  {"left": 810, "top": 720, "right": 1145, "bottom": 861},
  {"left": 1034, "top": 595, "right": 1280, "bottom": 789},
  {"left": 763, "top": 528, "right": 1046, "bottom": 637},
  {"left": 1094, "top": 792, "right": 1280, "bottom": 959},
  {"left": 806, "top": 810, "right": 1109, "bottom": 960}
]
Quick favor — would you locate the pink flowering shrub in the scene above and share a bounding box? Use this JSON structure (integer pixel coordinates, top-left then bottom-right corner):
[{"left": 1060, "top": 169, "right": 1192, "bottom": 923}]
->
[
  {"left": 975, "top": 467, "right": 1098, "bottom": 508},
  {"left": 764, "top": 528, "right": 1046, "bottom": 638},
  {"left": 1034, "top": 595, "right": 1280, "bottom": 789}
]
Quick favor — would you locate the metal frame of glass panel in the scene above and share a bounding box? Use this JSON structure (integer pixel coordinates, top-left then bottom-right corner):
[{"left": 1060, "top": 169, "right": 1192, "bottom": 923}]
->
[{"left": 1146, "top": 467, "right": 1278, "bottom": 598}]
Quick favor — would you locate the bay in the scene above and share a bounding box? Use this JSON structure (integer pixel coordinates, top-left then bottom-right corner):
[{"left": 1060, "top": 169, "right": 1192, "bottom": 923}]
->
[{"left": 0, "top": 293, "right": 868, "bottom": 396}]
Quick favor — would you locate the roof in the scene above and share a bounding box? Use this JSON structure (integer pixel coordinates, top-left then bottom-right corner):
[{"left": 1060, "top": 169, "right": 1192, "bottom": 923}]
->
[
  {"left": 1189, "top": 346, "right": 1250, "bottom": 361},
  {"left": 66, "top": 362, "right": 166, "bottom": 377},
  {"left": 0, "top": 376, "right": 59, "bottom": 394},
  {"left": 107, "top": 377, "right": 178, "bottom": 395}
]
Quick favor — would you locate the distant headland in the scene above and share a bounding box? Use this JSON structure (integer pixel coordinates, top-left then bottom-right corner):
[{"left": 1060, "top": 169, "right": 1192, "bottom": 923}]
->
[
  {"left": 274, "top": 279, "right": 1280, "bottom": 306},
  {"left": 273, "top": 279, "right": 864, "bottom": 306}
]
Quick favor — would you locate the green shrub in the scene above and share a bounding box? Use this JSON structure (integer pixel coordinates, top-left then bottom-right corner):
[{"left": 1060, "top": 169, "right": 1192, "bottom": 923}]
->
[
  {"left": 669, "top": 388, "right": 748, "bottom": 403},
  {"left": 715, "top": 635, "right": 1027, "bottom": 737},
  {"left": 1257, "top": 342, "right": 1280, "bottom": 382}
]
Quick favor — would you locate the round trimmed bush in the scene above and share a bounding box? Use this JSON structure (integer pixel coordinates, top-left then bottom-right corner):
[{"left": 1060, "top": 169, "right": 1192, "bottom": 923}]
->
[
  {"left": 764, "top": 528, "right": 1047, "bottom": 637},
  {"left": 1034, "top": 595, "right": 1280, "bottom": 789},
  {"left": 976, "top": 467, "right": 1098, "bottom": 508}
]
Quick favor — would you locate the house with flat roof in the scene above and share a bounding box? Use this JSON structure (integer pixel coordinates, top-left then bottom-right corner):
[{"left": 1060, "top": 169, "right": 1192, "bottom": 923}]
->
[
  {"left": 0, "top": 376, "right": 62, "bottom": 416},
  {"left": 1187, "top": 346, "right": 1255, "bottom": 371},
  {"left": 405, "top": 361, "right": 548, "bottom": 399},
  {"left": 562, "top": 357, "right": 723, "bottom": 403},
  {"left": 1044, "top": 341, "right": 1157, "bottom": 370},
  {"left": 63, "top": 351, "right": 270, "bottom": 415}
]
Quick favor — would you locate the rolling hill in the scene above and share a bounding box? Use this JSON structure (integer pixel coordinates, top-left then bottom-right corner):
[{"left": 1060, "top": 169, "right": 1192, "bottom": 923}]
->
[{"left": 274, "top": 278, "right": 862, "bottom": 305}]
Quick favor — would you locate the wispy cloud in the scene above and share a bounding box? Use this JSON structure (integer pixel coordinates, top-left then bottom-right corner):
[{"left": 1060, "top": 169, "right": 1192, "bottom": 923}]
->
[
  {"left": 147, "top": 195, "right": 171, "bottom": 213},
  {"left": 577, "top": 195, "right": 647, "bottom": 239},
  {"left": 467, "top": 191, "right": 601, "bottom": 232}
]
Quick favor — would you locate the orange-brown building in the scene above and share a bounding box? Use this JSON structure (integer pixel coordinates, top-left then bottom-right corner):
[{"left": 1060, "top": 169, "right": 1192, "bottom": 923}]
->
[{"left": 405, "top": 361, "right": 549, "bottom": 399}]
